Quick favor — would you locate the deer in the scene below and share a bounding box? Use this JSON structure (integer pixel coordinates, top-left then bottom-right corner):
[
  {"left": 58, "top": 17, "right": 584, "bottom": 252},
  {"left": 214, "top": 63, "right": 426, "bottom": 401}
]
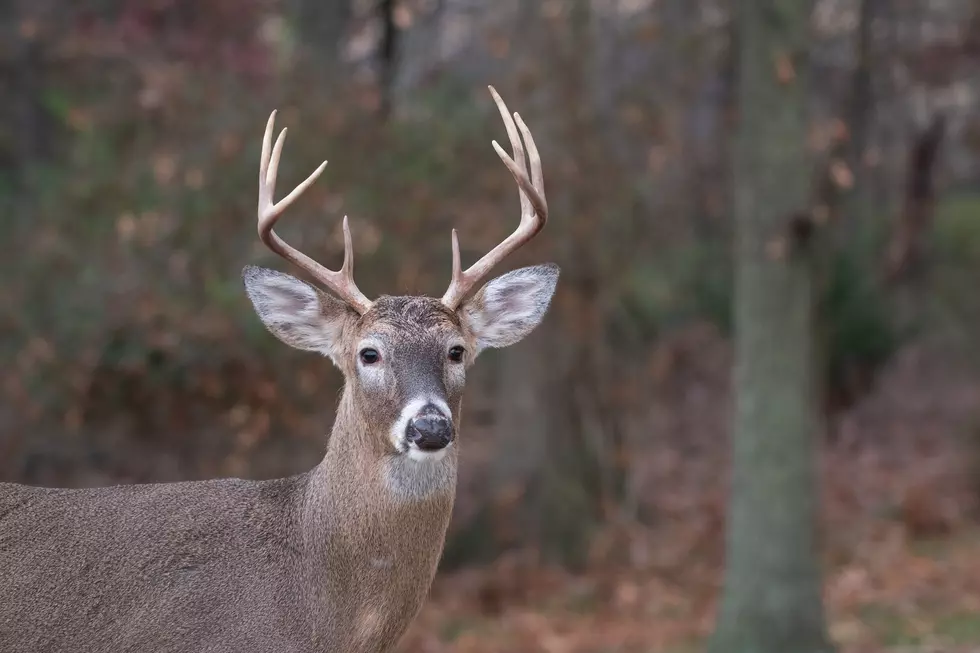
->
[{"left": 0, "top": 86, "right": 558, "bottom": 653}]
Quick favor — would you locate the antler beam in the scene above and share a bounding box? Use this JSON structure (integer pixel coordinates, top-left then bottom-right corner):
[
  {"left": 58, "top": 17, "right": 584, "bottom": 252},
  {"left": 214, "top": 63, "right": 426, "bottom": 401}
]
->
[
  {"left": 441, "top": 86, "right": 548, "bottom": 310},
  {"left": 257, "top": 111, "right": 373, "bottom": 314}
]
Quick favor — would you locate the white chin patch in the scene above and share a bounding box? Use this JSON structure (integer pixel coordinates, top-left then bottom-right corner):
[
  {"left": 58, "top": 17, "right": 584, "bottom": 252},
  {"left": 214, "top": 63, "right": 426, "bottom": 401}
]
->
[{"left": 406, "top": 443, "right": 451, "bottom": 462}]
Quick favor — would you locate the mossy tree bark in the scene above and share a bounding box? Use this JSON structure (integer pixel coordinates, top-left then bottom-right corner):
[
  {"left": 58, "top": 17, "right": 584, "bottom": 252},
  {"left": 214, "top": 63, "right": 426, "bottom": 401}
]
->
[{"left": 708, "top": 3, "right": 834, "bottom": 653}]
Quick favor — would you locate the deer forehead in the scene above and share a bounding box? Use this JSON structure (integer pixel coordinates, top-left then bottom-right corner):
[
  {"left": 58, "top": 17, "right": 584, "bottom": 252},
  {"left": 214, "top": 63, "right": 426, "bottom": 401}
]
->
[{"left": 355, "top": 296, "right": 465, "bottom": 346}]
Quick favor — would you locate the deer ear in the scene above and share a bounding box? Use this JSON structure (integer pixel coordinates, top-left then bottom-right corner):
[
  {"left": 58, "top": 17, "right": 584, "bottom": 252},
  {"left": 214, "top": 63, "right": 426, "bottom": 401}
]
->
[
  {"left": 460, "top": 263, "right": 559, "bottom": 354},
  {"left": 242, "top": 265, "right": 355, "bottom": 362}
]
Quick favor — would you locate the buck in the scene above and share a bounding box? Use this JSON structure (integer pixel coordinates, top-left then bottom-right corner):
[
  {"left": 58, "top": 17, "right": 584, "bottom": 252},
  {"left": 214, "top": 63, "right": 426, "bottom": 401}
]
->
[{"left": 0, "top": 86, "right": 558, "bottom": 653}]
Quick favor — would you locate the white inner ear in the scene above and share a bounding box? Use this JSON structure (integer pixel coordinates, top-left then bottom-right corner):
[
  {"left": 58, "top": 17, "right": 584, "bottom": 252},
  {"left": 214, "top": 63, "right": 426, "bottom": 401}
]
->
[
  {"left": 243, "top": 267, "right": 349, "bottom": 361},
  {"left": 462, "top": 264, "right": 559, "bottom": 353},
  {"left": 261, "top": 273, "right": 322, "bottom": 318}
]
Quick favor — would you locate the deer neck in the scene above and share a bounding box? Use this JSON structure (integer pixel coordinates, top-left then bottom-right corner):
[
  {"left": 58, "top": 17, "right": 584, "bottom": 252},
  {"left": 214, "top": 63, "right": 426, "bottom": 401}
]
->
[
  {"left": 318, "top": 388, "right": 459, "bottom": 506},
  {"left": 298, "top": 388, "right": 457, "bottom": 644}
]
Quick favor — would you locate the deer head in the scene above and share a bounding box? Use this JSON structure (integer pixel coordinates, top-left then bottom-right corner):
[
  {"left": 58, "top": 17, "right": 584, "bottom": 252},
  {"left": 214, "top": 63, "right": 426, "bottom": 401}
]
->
[{"left": 242, "top": 87, "right": 557, "bottom": 463}]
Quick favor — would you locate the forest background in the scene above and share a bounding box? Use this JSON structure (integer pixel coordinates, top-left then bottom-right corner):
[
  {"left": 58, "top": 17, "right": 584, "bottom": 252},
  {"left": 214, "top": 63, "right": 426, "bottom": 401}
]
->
[{"left": 2, "top": 1, "right": 980, "bottom": 651}]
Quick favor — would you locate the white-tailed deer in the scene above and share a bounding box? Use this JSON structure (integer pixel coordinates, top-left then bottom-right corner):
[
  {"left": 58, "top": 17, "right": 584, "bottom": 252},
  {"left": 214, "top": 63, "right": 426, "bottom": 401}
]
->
[{"left": 0, "top": 86, "right": 558, "bottom": 653}]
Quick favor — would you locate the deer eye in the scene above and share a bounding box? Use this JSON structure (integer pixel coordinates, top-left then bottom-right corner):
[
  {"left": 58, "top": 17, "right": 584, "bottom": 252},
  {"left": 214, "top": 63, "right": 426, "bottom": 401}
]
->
[
  {"left": 448, "top": 346, "right": 465, "bottom": 363},
  {"left": 359, "top": 348, "right": 381, "bottom": 365}
]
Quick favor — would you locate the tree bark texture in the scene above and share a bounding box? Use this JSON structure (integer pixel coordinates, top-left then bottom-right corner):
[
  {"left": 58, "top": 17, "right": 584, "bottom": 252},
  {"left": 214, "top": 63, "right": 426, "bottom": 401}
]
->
[{"left": 709, "top": 3, "right": 833, "bottom": 653}]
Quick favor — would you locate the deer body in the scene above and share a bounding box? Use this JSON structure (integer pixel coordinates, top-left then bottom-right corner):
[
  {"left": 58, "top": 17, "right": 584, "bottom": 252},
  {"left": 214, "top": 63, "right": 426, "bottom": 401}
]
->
[
  {"left": 1, "top": 382, "right": 456, "bottom": 653},
  {"left": 0, "top": 87, "right": 557, "bottom": 652}
]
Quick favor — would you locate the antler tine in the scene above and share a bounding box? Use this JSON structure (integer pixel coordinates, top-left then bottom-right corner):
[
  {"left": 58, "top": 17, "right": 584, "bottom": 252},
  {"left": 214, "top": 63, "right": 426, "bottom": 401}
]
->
[
  {"left": 257, "top": 111, "right": 373, "bottom": 315},
  {"left": 441, "top": 86, "right": 548, "bottom": 310},
  {"left": 489, "top": 87, "right": 531, "bottom": 220}
]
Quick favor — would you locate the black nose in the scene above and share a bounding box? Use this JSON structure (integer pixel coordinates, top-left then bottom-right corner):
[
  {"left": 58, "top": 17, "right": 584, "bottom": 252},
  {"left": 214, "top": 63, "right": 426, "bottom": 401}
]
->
[{"left": 406, "top": 406, "right": 453, "bottom": 451}]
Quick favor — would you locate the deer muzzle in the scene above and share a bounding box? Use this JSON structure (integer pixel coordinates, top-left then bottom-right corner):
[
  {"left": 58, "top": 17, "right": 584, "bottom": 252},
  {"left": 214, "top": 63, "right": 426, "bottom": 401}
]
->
[{"left": 405, "top": 404, "right": 454, "bottom": 451}]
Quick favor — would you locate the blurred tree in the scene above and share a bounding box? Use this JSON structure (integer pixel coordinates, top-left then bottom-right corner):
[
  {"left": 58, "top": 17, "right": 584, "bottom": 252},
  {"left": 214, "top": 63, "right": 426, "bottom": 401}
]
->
[
  {"left": 0, "top": 0, "right": 60, "bottom": 182},
  {"left": 528, "top": 0, "right": 627, "bottom": 568},
  {"left": 883, "top": 113, "right": 948, "bottom": 283},
  {"left": 814, "top": 0, "right": 887, "bottom": 425},
  {"left": 708, "top": 3, "right": 833, "bottom": 653},
  {"left": 378, "top": 0, "right": 399, "bottom": 119},
  {"left": 289, "top": 0, "right": 352, "bottom": 64}
]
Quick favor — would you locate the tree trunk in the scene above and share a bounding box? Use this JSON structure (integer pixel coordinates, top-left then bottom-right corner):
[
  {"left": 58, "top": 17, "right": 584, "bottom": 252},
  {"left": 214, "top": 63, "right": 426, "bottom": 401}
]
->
[
  {"left": 377, "top": 0, "right": 399, "bottom": 120},
  {"left": 708, "top": 3, "right": 833, "bottom": 653},
  {"left": 289, "top": 0, "right": 351, "bottom": 64},
  {"left": 517, "top": 0, "right": 612, "bottom": 569},
  {"left": 882, "top": 114, "right": 947, "bottom": 284},
  {"left": 813, "top": 0, "right": 880, "bottom": 433}
]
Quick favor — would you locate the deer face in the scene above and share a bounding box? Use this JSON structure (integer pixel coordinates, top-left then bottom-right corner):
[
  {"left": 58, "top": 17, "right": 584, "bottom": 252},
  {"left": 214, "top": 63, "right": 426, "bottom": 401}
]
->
[
  {"left": 243, "top": 263, "right": 558, "bottom": 460},
  {"left": 243, "top": 86, "right": 555, "bottom": 462}
]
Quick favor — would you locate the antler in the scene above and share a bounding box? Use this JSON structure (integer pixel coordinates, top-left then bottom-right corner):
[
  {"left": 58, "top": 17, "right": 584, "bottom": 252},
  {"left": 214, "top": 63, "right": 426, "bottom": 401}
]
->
[
  {"left": 441, "top": 86, "right": 549, "bottom": 310},
  {"left": 257, "top": 111, "right": 373, "bottom": 314}
]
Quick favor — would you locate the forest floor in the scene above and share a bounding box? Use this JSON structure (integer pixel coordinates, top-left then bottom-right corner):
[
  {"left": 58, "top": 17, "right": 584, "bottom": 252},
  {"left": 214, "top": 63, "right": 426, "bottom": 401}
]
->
[{"left": 402, "top": 525, "right": 980, "bottom": 653}]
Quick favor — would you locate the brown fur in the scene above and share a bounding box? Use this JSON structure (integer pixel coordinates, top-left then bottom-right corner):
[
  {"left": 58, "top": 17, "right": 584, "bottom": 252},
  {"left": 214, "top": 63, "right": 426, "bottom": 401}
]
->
[{"left": 0, "top": 296, "right": 464, "bottom": 653}]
